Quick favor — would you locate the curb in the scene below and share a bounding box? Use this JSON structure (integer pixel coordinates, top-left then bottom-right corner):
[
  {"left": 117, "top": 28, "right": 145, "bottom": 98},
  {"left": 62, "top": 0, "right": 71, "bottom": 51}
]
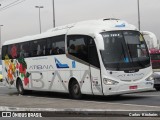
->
[{"left": 0, "top": 106, "right": 159, "bottom": 117}]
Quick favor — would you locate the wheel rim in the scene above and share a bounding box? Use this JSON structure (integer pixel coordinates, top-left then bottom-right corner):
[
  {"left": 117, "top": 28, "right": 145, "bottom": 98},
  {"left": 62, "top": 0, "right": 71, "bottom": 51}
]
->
[
  {"left": 73, "top": 84, "right": 79, "bottom": 95},
  {"left": 18, "top": 83, "right": 22, "bottom": 93}
]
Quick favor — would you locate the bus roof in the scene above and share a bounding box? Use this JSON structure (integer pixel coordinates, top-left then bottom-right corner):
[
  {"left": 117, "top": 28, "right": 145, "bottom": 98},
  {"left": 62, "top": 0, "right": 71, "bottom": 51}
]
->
[{"left": 3, "top": 18, "right": 138, "bottom": 45}]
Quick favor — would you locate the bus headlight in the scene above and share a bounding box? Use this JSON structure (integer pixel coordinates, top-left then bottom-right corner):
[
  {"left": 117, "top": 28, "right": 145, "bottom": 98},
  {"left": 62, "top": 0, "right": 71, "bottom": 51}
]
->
[
  {"left": 103, "top": 78, "right": 119, "bottom": 85},
  {"left": 146, "top": 75, "right": 154, "bottom": 81}
]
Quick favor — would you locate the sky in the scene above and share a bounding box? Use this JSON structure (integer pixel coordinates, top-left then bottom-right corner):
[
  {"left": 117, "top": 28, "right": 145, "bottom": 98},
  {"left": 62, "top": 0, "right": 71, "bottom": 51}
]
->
[{"left": 0, "top": 0, "right": 160, "bottom": 45}]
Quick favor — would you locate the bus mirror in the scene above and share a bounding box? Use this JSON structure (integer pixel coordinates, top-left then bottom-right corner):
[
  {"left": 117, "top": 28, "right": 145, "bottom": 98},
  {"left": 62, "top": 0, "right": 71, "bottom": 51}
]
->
[
  {"left": 141, "top": 31, "right": 158, "bottom": 49},
  {"left": 95, "top": 34, "right": 104, "bottom": 50}
]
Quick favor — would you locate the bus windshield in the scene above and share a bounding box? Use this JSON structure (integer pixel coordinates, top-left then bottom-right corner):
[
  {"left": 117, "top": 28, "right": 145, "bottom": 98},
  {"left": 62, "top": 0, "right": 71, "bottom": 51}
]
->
[{"left": 101, "top": 31, "right": 150, "bottom": 71}]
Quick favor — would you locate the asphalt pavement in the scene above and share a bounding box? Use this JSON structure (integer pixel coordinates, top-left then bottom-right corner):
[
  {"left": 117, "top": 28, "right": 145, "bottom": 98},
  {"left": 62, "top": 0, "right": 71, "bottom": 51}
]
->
[
  {"left": 0, "top": 84, "right": 159, "bottom": 110},
  {"left": 0, "top": 82, "right": 160, "bottom": 119}
]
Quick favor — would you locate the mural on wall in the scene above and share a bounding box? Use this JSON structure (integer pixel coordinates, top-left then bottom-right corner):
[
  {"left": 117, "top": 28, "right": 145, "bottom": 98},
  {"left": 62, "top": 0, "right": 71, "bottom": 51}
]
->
[{"left": 4, "top": 44, "right": 30, "bottom": 86}]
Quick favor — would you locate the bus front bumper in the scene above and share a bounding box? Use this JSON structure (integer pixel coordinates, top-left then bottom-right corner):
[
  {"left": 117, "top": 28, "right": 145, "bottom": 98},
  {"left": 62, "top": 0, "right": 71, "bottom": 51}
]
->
[{"left": 103, "top": 81, "right": 154, "bottom": 96}]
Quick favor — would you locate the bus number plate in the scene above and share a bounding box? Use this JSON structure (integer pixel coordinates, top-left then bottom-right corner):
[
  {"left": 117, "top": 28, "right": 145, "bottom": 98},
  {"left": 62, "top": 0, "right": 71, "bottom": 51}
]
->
[{"left": 129, "top": 85, "right": 137, "bottom": 90}]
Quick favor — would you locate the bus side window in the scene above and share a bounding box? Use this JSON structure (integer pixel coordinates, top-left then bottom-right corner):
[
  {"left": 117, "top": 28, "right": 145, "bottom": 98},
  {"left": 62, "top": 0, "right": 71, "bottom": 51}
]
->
[
  {"left": 37, "top": 39, "right": 46, "bottom": 56},
  {"left": 30, "top": 39, "right": 46, "bottom": 57},
  {"left": 47, "top": 35, "right": 65, "bottom": 55},
  {"left": 67, "top": 35, "right": 89, "bottom": 63},
  {"left": 55, "top": 40, "right": 65, "bottom": 54},
  {"left": 19, "top": 42, "right": 30, "bottom": 58},
  {"left": 2, "top": 46, "right": 8, "bottom": 60},
  {"left": 30, "top": 41, "right": 38, "bottom": 57},
  {"left": 88, "top": 39, "right": 100, "bottom": 68},
  {"left": 8, "top": 44, "right": 19, "bottom": 59}
]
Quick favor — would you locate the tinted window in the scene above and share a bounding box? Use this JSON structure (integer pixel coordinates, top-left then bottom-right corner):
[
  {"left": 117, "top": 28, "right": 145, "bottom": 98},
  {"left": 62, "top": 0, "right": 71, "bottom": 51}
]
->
[
  {"left": 47, "top": 35, "right": 65, "bottom": 55},
  {"left": 2, "top": 46, "right": 8, "bottom": 60},
  {"left": 19, "top": 42, "right": 30, "bottom": 58},
  {"left": 88, "top": 39, "right": 100, "bottom": 68},
  {"left": 67, "top": 35, "right": 88, "bottom": 62},
  {"left": 8, "top": 44, "right": 20, "bottom": 59},
  {"left": 101, "top": 31, "right": 150, "bottom": 71},
  {"left": 30, "top": 39, "right": 46, "bottom": 57},
  {"left": 124, "top": 31, "right": 149, "bottom": 59},
  {"left": 101, "top": 32, "right": 126, "bottom": 63},
  {"left": 2, "top": 35, "right": 65, "bottom": 59}
]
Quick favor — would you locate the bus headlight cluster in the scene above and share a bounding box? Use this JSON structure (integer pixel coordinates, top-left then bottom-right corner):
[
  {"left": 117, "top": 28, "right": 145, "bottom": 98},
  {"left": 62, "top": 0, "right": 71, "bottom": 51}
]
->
[
  {"left": 103, "top": 78, "right": 119, "bottom": 85},
  {"left": 146, "top": 75, "right": 154, "bottom": 81}
]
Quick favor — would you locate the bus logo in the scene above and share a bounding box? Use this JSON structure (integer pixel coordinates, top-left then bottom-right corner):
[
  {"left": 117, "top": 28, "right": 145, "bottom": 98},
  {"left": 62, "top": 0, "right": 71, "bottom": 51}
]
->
[
  {"left": 72, "top": 61, "right": 76, "bottom": 68},
  {"left": 115, "top": 23, "right": 125, "bottom": 27},
  {"left": 55, "top": 58, "right": 69, "bottom": 68}
]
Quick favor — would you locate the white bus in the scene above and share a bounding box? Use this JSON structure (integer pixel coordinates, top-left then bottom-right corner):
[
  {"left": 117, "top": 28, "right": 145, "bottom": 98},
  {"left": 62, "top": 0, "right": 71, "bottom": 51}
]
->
[{"left": 2, "top": 18, "right": 154, "bottom": 99}]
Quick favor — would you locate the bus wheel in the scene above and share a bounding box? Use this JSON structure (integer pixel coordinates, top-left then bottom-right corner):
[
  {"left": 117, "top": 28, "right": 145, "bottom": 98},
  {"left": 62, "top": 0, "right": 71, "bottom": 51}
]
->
[
  {"left": 155, "top": 87, "right": 160, "bottom": 91},
  {"left": 70, "top": 80, "right": 82, "bottom": 99},
  {"left": 17, "top": 80, "right": 25, "bottom": 95}
]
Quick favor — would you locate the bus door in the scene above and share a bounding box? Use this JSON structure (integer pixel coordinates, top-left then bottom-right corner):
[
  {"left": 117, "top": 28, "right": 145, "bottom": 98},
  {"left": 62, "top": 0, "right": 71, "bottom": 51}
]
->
[
  {"left": 67, "top": 35, "right": 92, "bottom": 94},
  {"left": 67, "top": 35, "right": 103, "bottom": 95},
  {"left": 88, "top": 39, "right": 103, "bottom": 95}
]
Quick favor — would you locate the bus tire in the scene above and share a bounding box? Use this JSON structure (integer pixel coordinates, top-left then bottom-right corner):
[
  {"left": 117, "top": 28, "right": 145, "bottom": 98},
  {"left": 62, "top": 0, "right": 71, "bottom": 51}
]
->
[
  {"left": 69, "top": 80, "right": 82, "bottom": 99},
  {"left": 17, "top": 79, "right": 26, "bottom": 95},
  {"left": 155, "top": 87, "right": 160, "bottom": 91}
]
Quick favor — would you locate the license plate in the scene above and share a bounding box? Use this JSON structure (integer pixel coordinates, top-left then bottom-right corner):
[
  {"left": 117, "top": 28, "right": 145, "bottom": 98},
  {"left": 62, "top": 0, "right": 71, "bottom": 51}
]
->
[{"left": 129, "top": 85, "right": 137, "bottom": 90}]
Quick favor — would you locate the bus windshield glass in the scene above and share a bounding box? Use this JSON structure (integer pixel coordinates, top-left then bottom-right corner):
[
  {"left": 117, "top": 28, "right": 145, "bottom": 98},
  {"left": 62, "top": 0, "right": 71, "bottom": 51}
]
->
[{"left": 101, "top": 31, "right": 150, "bottom": 71}]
